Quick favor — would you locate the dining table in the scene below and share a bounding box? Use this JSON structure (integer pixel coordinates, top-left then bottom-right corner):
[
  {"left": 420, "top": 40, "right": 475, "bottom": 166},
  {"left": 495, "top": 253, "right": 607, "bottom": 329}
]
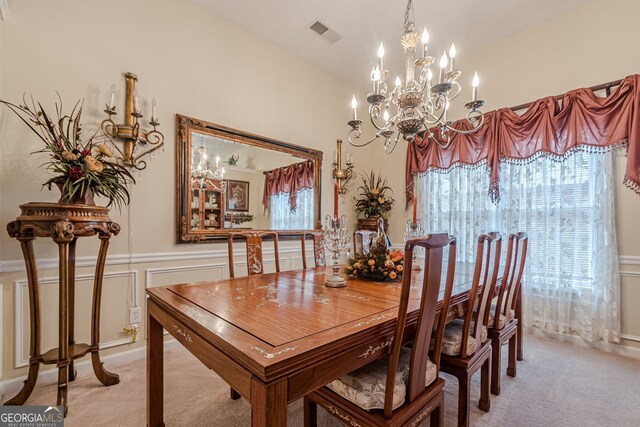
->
[{"left": 145, "top": 263, "right": 522, "bottom": 426}]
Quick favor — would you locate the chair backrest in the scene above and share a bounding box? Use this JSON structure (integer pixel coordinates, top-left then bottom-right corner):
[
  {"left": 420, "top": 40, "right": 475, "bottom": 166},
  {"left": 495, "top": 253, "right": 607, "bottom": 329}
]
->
[
  {"left": 352, "top": 230, "right": 375, "bottom": 255},
  {"left": 382, "top": 233, "right": 457, "bottom": 418},
  {"left": 493, "top": 232, "right": 528, "bottom": 325},
  {"left": 301, "top": 231, "right": 326, "bottom": 269},
  {"left": 458, "top": 232, "right": 502, "bottom": 359},
  {"left": 227, "top": 231, "right": 280, "bottom": 278}
]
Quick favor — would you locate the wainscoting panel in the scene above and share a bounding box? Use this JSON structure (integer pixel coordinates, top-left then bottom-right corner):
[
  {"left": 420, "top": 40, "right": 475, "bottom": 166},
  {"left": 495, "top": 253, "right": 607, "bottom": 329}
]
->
[
  {"left": 13, "top": 270, "right": 137, "bottom": 368},
  {"left": 145, "top": 263, "right": 227, "bottom": 288}
]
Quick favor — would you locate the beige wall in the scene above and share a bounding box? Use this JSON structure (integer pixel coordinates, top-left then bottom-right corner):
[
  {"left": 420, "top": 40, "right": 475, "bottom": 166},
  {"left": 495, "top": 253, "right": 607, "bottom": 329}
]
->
[
  {"left": 2, "top": 0, "right": 639, "bottom": 389},
  {"left": 375, "top": 0, "right": 640, "bottom": 349},
  {"left": 0, "top": 0, "right": 367, "bottom": 385}
]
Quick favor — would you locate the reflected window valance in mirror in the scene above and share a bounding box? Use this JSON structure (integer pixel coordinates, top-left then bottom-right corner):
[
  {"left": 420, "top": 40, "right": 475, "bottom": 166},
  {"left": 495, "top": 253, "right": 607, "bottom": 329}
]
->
[{"left": 176, "top": 114, "right": 323, "bottom": 242}]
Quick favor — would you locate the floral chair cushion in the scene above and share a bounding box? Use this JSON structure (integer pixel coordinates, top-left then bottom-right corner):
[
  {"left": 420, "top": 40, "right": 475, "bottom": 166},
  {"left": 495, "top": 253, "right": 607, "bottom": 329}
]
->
[
  {"left": 431, "top": 319, "right": 488, "bottom": 356},
  {"left": 488, "top": 304, "right": 516, "bottom": 330},
  {"left": 325, "top": 346, "right": 437, "bottom": 411}
]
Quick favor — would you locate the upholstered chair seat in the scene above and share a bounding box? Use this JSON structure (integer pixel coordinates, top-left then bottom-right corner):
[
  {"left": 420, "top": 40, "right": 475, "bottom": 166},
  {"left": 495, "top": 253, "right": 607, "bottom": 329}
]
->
[
  {"left": 431, "top": 319, "right": 488, "bottom": 356},
  {"left": 487, "top": 304, "right": 515, "bottom": 329},
  {"left": 326, "top": 347, "right": 437, "bottom": 411}
]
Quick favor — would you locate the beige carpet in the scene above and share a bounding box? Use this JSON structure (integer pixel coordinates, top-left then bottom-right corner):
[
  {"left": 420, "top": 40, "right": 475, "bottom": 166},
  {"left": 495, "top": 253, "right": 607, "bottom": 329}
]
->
[{"left": 14, "top": 334, "right": 640, "bottom": 426}]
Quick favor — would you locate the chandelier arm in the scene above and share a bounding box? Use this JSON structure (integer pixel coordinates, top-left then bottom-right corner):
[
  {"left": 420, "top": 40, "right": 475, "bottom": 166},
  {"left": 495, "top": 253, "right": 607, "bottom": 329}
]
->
[
  {"left": 444, "top": 112, "right": 486, "bottom": 135},
  {"left": 422, "top": 99, "right": 447, "bottom": 124},
  {"left": 347, "top": 127, "right": 382, "bottom": 148},
  {"left": 384, "top": 133, "right": 401, "bottom": 154},
  {"left": 446, "top": 81, "right": 462, "bottom": 101},
  {"left": 369, "top": 103, "right": 391, "bottom": 131}
]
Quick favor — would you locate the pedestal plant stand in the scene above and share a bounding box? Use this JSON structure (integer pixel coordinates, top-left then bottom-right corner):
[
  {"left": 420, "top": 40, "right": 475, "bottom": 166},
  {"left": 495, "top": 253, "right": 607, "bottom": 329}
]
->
[{"left": 4, "top": 203, "right": 121, "bottom": 415}]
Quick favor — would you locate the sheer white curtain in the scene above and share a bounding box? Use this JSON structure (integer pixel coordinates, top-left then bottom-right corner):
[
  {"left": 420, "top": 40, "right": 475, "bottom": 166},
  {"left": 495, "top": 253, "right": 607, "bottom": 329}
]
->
[
  {"left": 269, "top": 188, "right": 314, "bottom": 230},
  {"left": 417, "top": 151, "right": 620, "bottom": 343}
]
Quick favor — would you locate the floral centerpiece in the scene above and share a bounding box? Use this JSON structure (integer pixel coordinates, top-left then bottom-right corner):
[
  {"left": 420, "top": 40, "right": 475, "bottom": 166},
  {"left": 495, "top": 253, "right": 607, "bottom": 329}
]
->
[
  {"left": 354, "top": 170, "right": 395, "bottom": 218},
  {"left": 1, "top": 95, "right": 134, "bottom": 208},
  {"left": 346, "top": 247, "right": 405, "bottom": 281}
]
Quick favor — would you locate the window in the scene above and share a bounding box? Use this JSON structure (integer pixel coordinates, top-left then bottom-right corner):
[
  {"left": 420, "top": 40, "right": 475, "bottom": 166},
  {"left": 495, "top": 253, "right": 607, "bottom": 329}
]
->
[
  {"left": 269, "top": 188, "right": 314, "bottom": 230},
  {"left": 417, "top": 150, "right": 620, "bottom": 342}
]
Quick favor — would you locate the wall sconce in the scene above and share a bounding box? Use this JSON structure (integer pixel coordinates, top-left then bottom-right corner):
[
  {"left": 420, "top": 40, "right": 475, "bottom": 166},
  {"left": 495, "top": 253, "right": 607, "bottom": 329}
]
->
[
  {"left": 101, "top": 72, "right": 164, "bottom": 170},
  {"left": 332, "top": 139, "right": 355, "bottom": 194}
]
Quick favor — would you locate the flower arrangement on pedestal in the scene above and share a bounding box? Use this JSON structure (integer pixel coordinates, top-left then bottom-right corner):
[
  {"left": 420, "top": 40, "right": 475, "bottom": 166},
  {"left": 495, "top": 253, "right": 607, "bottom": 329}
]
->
[
  {"left": 354, "top": 170, "right": 395, "bottom": 218},
  {"left": 1, "top": 95, "right": 134, "bottom": 207},
  {"left": 346, "top": 247, "right": 404, "bottom": 281}
]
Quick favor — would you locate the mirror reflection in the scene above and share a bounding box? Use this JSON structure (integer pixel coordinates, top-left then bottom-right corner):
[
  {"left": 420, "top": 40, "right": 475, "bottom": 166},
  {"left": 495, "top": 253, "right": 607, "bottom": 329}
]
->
[
  {"left": 177, "top": 114, "right": 322, "bottom": 242},
  {"left": 188, "top": 131, "right": 315, "bottom": 232}
]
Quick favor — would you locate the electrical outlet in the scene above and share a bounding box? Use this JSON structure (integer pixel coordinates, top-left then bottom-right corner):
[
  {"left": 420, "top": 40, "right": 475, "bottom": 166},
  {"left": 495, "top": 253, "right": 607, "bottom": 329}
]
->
[{"left": 129, "top": 306, "right": 142, "bottom": 324}]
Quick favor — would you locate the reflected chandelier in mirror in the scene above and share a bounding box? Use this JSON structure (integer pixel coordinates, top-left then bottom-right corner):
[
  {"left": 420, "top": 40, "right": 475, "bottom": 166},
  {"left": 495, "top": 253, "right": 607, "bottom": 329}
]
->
[{"left": 176, "top": 114, "right": 323, "bottom": 243}]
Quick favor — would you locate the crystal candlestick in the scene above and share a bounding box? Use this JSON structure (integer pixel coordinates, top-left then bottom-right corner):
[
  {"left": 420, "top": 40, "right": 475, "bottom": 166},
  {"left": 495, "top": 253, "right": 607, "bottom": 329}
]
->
[
  {"left": 323, "top": 214, "right": 350, "bottom": 287},
  {"left": 404, "top": 219, "right": 425, "bottom": 270}
]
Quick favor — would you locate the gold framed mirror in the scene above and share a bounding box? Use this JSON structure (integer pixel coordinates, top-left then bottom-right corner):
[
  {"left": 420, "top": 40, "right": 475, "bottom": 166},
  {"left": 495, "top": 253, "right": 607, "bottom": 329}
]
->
[{"left": 176, "top": 114, "right": 323, "bottom": 242}]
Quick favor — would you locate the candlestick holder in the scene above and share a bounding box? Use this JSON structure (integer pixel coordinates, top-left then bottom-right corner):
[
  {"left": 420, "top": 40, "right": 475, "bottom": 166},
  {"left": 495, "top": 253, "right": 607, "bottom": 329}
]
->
[
  {"left": 322, "top": 214, "right": 350, "bottom": 287},
  {"left": 404, "top": 219, "right": 425, "bottom": 271}
]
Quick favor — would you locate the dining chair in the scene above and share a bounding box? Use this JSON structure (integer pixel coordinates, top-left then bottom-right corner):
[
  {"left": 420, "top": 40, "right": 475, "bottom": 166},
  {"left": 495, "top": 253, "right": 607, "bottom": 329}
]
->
[
  {"left": 304, "top": 233, "right": 457, "bottom": 427},
  {"left": 488, "top": 232, "right": 528, "bottom": 395},
  {"left": 226, "top": 231, "right": 279, "bottom": 400},
  {"left": 227, "top": 231, "right": 280, "bottom": 278},
  {"left": 435, "top": 232, "right": 501, "bottom": 427},
  {"left": 301, "top": 231, "right": 326, "bottom": 269}
]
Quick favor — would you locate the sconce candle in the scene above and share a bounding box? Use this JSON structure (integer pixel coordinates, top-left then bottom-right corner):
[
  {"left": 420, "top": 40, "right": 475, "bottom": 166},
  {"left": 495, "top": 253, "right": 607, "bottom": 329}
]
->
[
  {"left": 109, "top": 84, "right": 116, "bottom": 109},
  {"left": 100, "top": 72, "right": 164, "bottom": 170}
]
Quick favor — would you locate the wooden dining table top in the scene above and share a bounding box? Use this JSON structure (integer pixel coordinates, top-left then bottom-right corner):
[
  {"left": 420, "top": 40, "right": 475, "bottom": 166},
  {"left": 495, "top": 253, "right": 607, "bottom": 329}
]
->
[{"left": 146, "top": 262, "right": 479, "bottom": 384}]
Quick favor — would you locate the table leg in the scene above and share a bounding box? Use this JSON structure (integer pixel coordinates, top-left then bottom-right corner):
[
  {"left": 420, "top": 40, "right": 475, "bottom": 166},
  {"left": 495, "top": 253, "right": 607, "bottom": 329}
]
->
[
  {"left": 250, "top": 376, "right": 287, "bottom": 427},
  {"left": 147, "top": 312, "right": 164, "bottom": 427},
  {"left": 68, "top": 238, "right": 77, "bottom": 382},
  {"left": 57, "top": 241, "right": 70, "bottom": 415},
  {"left": 90, "top": 235, "right": 120, "bottom": 386},
  {"left": 516, "top": 287, "right": 523, "bottom": 361},
  {"left": 3, "top": 237, "right": 40, "bottom": 405}
]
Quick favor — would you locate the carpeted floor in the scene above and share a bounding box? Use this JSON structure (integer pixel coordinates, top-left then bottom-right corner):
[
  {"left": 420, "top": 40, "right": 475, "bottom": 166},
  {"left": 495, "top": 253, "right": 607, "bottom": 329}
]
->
[{"left": 13, "top": 333, "right": 640, "bottom": 426}]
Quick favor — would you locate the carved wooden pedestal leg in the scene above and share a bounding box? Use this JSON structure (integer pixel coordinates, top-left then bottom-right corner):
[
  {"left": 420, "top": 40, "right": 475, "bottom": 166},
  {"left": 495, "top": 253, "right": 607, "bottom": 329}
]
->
[
  {"left": 90, "top": 235, "right": 120, "bottom": 386},
  {"left": 68, "top": 238, "right": 78, "bottom": 382},
  {"left": 3, "top": 236, "right": 40, "bottom": 406},
  {"left": 56, "top": 238, "right": 71, "bottom": 415}
]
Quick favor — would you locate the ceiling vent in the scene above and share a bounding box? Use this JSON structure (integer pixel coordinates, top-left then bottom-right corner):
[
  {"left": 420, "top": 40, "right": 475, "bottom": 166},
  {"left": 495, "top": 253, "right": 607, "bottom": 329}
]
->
[{"left": 308, "top": 19, "right": 340, "bottom": 43}]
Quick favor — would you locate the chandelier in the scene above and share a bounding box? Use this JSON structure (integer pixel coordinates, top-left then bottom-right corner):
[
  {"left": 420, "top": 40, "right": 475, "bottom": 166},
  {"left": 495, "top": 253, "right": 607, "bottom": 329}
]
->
[
  {"left": 347, "top": 0, "right": 485, "bottom": 153},
  {"left": 192, "top": 144, "right": 225, "bottom": 187}
]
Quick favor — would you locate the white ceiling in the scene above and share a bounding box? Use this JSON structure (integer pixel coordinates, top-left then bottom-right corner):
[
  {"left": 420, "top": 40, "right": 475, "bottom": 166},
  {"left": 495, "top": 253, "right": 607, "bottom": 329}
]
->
[{"left": 192, "top": 0, "right": 593, "bottom": 91}]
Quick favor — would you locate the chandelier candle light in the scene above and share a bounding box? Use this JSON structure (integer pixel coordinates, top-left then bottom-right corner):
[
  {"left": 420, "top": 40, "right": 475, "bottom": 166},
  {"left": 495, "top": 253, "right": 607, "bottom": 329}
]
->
[
  {"left": 347, "top": 0, "right": 485, "bottom": 153},
  {"left": 192, "top": 144, "right": 226, "bottom": 185},
  {"left": 323, "top": 183, "right": 350, "bottom": 287}
]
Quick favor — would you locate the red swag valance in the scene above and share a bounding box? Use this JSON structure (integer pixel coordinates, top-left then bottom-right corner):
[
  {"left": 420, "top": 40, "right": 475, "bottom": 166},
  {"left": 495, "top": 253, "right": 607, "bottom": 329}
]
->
[
  {"left": 406, "top": 74, "right": 640, "bottom": 208},
  {"left": 263, "top": 160, "right": 315, "bottom": 212}
]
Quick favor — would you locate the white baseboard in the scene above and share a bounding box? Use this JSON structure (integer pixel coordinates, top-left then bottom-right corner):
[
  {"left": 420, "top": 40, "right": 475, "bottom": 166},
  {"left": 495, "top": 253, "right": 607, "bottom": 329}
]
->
[
  {"left": 0, "top": 339, "right": 178, "bottom": 401},
  {"left": 524, "top": 327, "right": 640, "bottom": 359}
]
